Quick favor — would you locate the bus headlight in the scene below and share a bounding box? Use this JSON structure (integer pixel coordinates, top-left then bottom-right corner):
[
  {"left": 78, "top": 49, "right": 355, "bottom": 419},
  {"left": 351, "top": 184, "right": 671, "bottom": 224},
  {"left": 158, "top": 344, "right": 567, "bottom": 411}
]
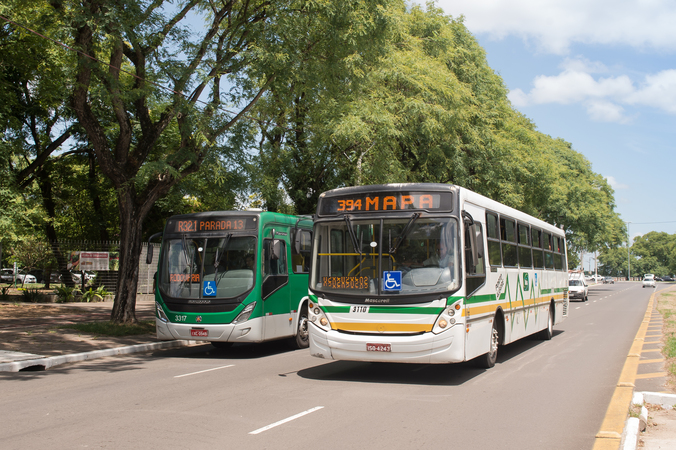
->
[
  {"left": 308, "top": 300, "right": 331, "bottom": 331},
  {"left": 233, "top": 302, "right": 256, "bottom": 324},
  {"left": 433, "top": 299, "right": 463, "bottom": 334},
  {"left": 155, "top": 302, "right": 169, "bottom": 323}
]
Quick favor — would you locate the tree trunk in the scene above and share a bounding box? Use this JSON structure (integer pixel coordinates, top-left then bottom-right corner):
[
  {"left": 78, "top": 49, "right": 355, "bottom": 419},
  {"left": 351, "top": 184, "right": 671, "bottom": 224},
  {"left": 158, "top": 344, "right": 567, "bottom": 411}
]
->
[{"left": 110, "top": 194, "right": 144, "bottom": 323}]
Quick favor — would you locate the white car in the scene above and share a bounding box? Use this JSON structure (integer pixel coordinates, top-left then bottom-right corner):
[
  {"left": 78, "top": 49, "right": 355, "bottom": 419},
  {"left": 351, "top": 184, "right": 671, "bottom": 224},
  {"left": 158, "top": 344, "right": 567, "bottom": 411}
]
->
[
  {"left": 643, "top": 276, "right": 656, "bottom": 288},
  {"left": 15, "top": 271, "right": 37, "bottom": 284},
  {"left": 569, "top": 278, "right": 588, "bottom": 301}
]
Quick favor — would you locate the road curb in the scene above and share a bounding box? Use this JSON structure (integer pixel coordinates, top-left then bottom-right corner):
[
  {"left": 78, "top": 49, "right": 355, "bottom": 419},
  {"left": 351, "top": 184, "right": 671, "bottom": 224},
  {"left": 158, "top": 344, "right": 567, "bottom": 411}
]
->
[
  {"left": 0, "top": 340, "right": 199, "bottom": 373},
  {"left": 624, "top": 391, "right": 676, "bottom": 450}
]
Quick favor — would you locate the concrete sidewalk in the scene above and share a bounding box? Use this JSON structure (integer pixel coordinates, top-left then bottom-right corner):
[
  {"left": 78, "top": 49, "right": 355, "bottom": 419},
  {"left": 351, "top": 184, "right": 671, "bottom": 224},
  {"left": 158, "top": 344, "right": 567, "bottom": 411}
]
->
[{"left": 0, "top": 299, "right": 196, "bottom": 372}]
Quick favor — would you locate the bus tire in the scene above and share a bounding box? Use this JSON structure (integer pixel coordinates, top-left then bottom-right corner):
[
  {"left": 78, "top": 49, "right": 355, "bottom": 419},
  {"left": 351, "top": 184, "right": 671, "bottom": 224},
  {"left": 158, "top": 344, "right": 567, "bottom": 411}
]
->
[
  {"left": 211, "top": 341, "right": 233, "bottom": 350},
  {"left": 538, "top": 304, "right": 554, "bottom": 341},
  {"left": 476, "top": 319, "right": 499, "bottom": 368},
  {"left": 294, "top": 305, "right": 309, "bottom": 349}
]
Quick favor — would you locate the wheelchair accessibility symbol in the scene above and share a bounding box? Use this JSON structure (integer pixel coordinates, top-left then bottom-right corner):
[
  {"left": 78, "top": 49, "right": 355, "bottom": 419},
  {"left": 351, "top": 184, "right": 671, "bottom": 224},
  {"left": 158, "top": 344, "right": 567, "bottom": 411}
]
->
[
  {"left": 383, "top": 271, "right": 402, "bottom": 291},
  {"left": 203, "top": 281, "right": 217, "bottom": 297}
]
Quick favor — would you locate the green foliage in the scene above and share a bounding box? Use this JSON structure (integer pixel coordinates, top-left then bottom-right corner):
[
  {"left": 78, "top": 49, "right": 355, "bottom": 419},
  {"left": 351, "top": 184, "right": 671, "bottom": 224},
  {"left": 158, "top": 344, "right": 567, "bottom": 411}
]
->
[
  {"left": 81, "top": 285, "right": 110, "bottom": 302},
  {"left": 21, "top": 288, "right": 44, "bottom": 303},
  {"left": 53, "top": 285, "right": 81, "bottom": 303}
]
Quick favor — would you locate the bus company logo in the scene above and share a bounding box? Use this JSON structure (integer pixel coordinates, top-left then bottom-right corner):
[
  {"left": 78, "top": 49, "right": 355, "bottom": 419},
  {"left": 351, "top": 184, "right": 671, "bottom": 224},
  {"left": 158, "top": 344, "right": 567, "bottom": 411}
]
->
[
  {"left": 365, "top": 298, "right": 390, "bottom": 304},
  {"left": 196, "top": 316, "right": 202, "bottom": 323},
  {"left": 188, "top": 299, "right": 211, "bottom": 304},
  {"left": 522, "top": 273, "right": 529, "bottom": 292},
  {"left": 495, "top": 274, "right": 505, "bottom": 298}
]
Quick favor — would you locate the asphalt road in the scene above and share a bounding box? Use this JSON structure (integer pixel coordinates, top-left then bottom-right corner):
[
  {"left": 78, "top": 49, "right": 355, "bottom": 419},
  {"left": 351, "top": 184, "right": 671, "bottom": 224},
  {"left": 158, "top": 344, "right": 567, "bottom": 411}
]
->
[{"left": 0, "top": 282, "right": 659, "bottom": 449}]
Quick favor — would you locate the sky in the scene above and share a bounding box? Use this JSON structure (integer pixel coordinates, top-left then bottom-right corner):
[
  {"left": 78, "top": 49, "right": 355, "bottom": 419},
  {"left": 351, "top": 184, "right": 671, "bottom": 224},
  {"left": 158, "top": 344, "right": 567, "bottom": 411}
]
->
[{"left": 430, "top": 0, "right": 676, "bottom": 266}]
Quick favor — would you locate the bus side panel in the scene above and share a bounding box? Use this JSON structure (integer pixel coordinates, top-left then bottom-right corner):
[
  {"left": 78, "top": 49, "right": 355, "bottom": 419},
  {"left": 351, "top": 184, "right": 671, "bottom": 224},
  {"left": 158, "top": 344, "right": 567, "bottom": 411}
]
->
[{"left": 260, "top": 222, "right": 311, "bottom": 341}]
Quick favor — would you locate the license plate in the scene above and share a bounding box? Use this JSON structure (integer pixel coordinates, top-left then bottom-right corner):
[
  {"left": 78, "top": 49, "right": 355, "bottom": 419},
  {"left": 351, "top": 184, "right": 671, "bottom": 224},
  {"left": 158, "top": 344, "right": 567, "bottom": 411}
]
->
[
  {"left": 190, "top": 329, "right": 208, "bottom": 337},
  {"left": 366, "top": 343, "right": 391, "bottom": 352}
]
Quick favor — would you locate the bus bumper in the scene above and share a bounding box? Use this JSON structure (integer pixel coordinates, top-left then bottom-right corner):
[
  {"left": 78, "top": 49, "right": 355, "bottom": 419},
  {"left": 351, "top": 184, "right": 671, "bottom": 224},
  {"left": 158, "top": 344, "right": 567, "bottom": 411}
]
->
[
  {"left": 156, "top": 317, "right": 265, "bottom": 343},
  {"left": 308, "top": 322, "right": 465, "bottom": 364}
]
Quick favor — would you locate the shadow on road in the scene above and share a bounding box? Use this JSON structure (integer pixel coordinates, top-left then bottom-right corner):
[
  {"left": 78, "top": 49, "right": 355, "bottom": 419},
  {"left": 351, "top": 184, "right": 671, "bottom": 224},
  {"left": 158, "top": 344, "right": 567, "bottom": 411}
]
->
[{"left": 296, "top": 331, "right": 563, "bottom": 386}]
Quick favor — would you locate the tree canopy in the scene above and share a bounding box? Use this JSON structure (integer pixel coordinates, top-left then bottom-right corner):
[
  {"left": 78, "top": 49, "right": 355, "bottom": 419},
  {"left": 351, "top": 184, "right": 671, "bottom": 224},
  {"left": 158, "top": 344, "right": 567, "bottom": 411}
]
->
[{"left": 1, "top": 0, "right": 630, "bottom": 319}]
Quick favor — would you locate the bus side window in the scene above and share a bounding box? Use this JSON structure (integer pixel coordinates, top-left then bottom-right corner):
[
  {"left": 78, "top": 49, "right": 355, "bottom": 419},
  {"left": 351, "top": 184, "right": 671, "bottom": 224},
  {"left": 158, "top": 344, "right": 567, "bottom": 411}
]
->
[
  {"left": 292, "top": 229, "right": 312, "bottom": 274},
  {"left": 500, "top": 217, "right": 518, "bottom": 267},
  {"left": 486, "top": 212, "right": 501, "bottom": 267},
  {"left": 465, "top": 221, "right": 486, "bottom": 295},
  {"left": 264, "top": 239, "right": 288, "bottom": 277},
  {"left": 531, "top": 228, "right": 544, "bottom": 269}
]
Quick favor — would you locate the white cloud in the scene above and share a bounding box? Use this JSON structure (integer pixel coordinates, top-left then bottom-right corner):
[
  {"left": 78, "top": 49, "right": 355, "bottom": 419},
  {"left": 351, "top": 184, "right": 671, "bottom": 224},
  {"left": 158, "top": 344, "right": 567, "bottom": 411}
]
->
[
  {"left": 433, "top": 0, "right": 676, "bottom": 54},
  {"left": 605, "top": 175, "right": 629, "bottom": 190},
  {"left": 507, "top": 59, "right": 676, "bottom": 122},
  {"left": 626, "top": 70, "right": 676, "bottom": 113}
]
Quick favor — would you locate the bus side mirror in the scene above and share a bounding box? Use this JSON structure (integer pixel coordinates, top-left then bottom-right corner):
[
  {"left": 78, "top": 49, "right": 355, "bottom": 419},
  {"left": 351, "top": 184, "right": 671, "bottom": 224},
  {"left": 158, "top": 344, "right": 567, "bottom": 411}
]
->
[
  {"left": 146, "top": 232, "right": 163, "bottom": 264},
  {"left": 146, "top": 245, "right": 154, "bottom": 265},
  {"left": 468, "top": 224, "right": 479, "bottom": 267},
  {"left": 293, "top": 229, "right": 301, "bottom": 255},
  {"left": 271, "top": 228, "right": 280, "bottom": 260}
]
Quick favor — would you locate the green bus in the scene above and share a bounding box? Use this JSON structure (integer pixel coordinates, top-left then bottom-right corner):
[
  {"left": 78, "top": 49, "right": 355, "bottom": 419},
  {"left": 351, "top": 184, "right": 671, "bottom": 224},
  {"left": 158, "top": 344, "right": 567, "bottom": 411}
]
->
[{"left": 148, "top": 211, "right": 313, "bottom": 349}]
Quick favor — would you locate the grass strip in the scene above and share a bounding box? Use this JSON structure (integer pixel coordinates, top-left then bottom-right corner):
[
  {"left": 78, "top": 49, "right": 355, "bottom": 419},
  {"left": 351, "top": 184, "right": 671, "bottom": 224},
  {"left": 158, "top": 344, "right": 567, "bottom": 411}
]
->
[{"left": 61, "top": 320, "right": 155, "bottom": 336}]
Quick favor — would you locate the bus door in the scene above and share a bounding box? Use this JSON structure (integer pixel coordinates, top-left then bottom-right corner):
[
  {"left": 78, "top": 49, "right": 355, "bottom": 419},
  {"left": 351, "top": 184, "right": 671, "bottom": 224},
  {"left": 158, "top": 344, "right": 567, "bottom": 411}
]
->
[{"left": 261, "top": 229, "right": 293, "bottom": 340}]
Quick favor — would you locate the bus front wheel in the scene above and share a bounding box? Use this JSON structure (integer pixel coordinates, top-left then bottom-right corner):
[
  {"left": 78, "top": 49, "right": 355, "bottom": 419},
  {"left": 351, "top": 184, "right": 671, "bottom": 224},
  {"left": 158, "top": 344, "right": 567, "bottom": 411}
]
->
[
  {"left": 294, "top": 307, "right": 309, "bottom": 349},
  {"left": 476, "top": 320, "right": 499, "bottom": 368}
]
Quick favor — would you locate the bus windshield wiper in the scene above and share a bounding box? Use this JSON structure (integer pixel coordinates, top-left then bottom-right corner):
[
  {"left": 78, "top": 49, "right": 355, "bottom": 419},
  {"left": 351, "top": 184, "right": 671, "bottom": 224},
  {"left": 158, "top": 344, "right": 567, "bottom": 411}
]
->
[
  {"left": 181, "top": 234, "right": 194, "bottom": 292},
  {"left": 214, "top": 234, "right": 232, "bottom": 281},
  {"left": 344, "top": 215, "right": 363, "bottom": 256},
  {"left": 389, "top": 213, "right": 420, "bottom": 254}
]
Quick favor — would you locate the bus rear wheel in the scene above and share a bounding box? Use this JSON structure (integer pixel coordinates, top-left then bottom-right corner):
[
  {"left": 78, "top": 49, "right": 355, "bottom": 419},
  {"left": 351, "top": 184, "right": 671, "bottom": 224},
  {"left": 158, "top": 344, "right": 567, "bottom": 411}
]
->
[
  {"left": 476, "top": 320, "right": 499, "bottom": 368},
  {"left": 538, "top": 305, "right": 554, "bottom": 340}
]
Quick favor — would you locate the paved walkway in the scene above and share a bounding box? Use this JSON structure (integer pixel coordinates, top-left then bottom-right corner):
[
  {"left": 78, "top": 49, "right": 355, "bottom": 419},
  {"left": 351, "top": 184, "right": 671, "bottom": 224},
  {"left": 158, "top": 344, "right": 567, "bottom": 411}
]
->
[{"left": 0, "top": 299, "right": 196, "bottom": 371}]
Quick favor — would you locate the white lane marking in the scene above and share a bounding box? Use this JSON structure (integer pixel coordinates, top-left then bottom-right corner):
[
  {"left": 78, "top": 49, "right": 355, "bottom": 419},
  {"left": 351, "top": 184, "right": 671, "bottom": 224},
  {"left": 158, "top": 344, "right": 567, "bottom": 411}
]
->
[
  {"left": 249, "top": 406, "right": 324, "bottom": 435},
  {"left": 174, "top": 365, "right": 234, "bottom": 378}
]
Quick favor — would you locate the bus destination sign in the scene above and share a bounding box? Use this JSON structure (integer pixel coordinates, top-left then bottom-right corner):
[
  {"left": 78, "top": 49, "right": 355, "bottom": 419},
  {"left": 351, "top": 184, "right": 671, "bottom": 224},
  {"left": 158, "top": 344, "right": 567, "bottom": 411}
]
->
[
  {"left": 166, "top": 217, "right": 257, "bottom": 234},
  {"left": 318, "top": 192, "right": 452, "bottom": 216}
]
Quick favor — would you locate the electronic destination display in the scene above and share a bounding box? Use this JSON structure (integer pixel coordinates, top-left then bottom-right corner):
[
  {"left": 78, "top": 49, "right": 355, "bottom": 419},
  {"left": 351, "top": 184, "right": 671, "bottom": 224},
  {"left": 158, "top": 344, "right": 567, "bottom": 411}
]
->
[
  {"left": 166, "top": 216, "right": 257, "bottom": 234},
  {"left": 318, "top": 191, "right": 453, "bottom": 216}
]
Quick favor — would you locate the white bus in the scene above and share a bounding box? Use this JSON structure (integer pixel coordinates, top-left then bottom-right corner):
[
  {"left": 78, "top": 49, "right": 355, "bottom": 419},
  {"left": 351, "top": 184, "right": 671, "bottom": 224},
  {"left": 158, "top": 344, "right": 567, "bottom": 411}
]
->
[{"left": 307, "top": 183, "right": 568, "bottom": 367}]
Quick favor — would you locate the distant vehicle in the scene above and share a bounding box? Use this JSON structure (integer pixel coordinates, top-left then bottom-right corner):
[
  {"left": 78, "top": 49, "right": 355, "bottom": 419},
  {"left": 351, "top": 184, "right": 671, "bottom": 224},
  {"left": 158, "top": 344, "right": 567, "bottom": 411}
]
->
[
  {"left": 654, "top": 277, "right": 663, "bottom": 282},
  {"left": 59, "top": 270, "right": 96, "bottom": 283},
  {"left": 661, "top": 276, "right": 675, "bottom": 282},
  {"left": 16, "top": 270, "right": 37, "bottom": 284},
  {"left": 569, "top": 279, "right": 588, "bottom": 301},
  {"left": 643, "top": 275, "right": 656, "bottom": 288},
  {"left": 603, "top": 276, "right": 614, "bottom": 284},
  {"left": 1, "top": 268, "right": 14, "bottom": 283}
]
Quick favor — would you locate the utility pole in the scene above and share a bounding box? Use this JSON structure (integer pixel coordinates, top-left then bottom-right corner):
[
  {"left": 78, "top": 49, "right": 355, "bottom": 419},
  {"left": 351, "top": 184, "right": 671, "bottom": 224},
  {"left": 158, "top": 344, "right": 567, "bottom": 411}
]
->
[{"left": 627, "top": 222, "right": 631, "bottom": 281}]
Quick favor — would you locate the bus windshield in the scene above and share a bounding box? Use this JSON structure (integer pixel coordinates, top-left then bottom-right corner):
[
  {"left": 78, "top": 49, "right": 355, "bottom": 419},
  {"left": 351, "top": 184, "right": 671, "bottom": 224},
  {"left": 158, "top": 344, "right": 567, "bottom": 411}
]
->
[
  {"left": 311, "top": 216, "right": 459, "bottom": 297},
  {"left": 159, "top": 235, "right": 257, "bottom": 299}
]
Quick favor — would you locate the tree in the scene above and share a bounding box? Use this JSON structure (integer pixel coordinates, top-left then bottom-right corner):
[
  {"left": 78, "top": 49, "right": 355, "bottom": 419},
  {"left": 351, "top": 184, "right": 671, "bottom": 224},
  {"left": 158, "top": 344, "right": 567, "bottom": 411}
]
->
[{"left": 1, "top": 0, "right": 394, "bottom": 323}]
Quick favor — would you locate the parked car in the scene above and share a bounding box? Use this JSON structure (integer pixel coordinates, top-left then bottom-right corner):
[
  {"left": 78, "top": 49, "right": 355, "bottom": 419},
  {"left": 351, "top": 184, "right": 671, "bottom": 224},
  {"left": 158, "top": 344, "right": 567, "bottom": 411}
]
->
[
  {"left": 1, "top": 268, "right": 14, "bottom": 283},
  {"left": 603, "top": 276, "right": 614, "bottom": 284},
  {"left": 15, "top": 270, "right": 37, "bottom": 284},
  {"left": 643, "top": 275, "right": 656, "bottom": 288},
  {"left": 569, "top": 278, "right": 588, "bottom": 301},
  {"left": 59, "top": 270, "right": 96, "bottom": 283},
  {"left": 661, "top": 276, "right": 675, "bottom": 282}
]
